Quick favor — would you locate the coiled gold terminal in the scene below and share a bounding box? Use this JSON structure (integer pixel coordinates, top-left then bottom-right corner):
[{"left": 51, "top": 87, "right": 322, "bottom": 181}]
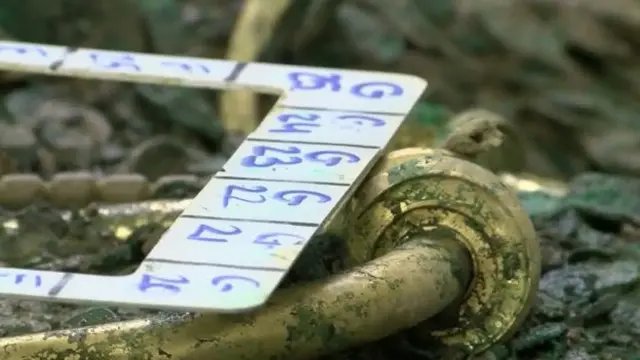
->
[
  {"left": 0, "top": 147, "right": 539, "bottom": 359},
  {"left": 345, "top": 148, "right": 539, "bottom": 355}
]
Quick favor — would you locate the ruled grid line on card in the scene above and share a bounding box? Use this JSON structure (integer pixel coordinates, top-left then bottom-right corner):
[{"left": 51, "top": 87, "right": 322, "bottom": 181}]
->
[
  {"left": 210, "top": 175, "right": 354, "bottom": 187},
  {"left": 224, "top": 62, "right": 248, "bottom": 82},
  {"left": 144, "top": 258, "right": 288, "bottom": 273},
  {"left": 245, "top": 138, "right": 381, "bottom": 150},
  {"left": 280, "top": 105, "right": 407, "bottom": 116},
  {"left": 179, "top": 214, "right": 321, "bottom": 227}
]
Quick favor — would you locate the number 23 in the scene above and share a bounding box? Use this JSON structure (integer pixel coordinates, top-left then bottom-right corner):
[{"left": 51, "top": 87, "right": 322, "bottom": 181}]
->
[{"left": 240, "top": 145, "right": 359, "bottom": 168}]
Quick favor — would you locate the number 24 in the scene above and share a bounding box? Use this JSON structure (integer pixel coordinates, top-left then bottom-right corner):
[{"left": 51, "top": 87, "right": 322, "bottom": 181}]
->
[{"left": 240, "top": 145, "right": 360, "bottom": 168}]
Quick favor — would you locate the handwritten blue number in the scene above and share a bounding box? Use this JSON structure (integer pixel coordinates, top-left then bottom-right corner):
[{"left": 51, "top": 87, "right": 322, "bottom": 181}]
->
[
  {"left": 161, "top": 61, "right": 210, "bottom": 74},
  {"left": 137, "top": 274, "right": 189, "bottom": 293},
  {"left": 90, "top": 53, "right": 140, "bottom": 72},
  {"left": 241, "top": 145, "right": 359, "bottom": 168},
  {"left": 222, "top": 185, "right": 267, "bottom": 208},
  {"left": 222, "top": 185, "right": 331, "bottom": 207},
  {"left": 0, "top": 273, "right": 42, "bottom": 287},
  {"left": 212, "top": 275, "right": 260, "bottom": 292},
  {"left": 240, "top": 145, "right": 302, "bottom": 168},
  {"left": 254, "top": 232, "right": 306, "bottom": 249},
  {"left": 287, "top": 72, "right": 404, "bottom": 99},
  {"left": 187, "top": 224, "right": 242, "bottom": 243},
  {"left": 269, "top": 113, "right": 321, "bottom": 134},
  {"left": 14, "top": 274, "right": 41, "bottom": 287},
  {"left": 0, "top": 46, "right": 48, "bottom": 57},
  {"left": 268, "top": 113, "right": 384, "bottom": 134},
  {"left": 288, "top": 72, "right": 341, "bottom": 92}
]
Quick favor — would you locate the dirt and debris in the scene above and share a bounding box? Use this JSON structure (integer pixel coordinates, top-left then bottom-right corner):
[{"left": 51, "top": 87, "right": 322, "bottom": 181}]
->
[{"left": 1, "top": 1, "right": 640, "bottom": 359}]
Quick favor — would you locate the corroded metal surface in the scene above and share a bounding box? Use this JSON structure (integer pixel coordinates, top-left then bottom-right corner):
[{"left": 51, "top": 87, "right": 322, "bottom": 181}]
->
[
  {"left": 345, "top": 147, "right": 540, "bottom": 354},
  {"left": 0, "top": 237, "right": 469, "bottom": 360},
  {"left": 0, "top": 147, "right": 541, "bottom": 359}
]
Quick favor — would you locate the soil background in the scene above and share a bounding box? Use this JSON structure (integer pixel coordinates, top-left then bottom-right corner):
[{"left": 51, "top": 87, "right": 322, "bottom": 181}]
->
[{"left": 1, "top": 1, "right": 640, "bottom": 359}]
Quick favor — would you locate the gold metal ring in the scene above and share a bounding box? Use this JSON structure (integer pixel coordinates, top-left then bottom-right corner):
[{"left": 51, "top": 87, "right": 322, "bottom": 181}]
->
[{"left": 345, "top": 147, "right": 540, "bottom": 355}]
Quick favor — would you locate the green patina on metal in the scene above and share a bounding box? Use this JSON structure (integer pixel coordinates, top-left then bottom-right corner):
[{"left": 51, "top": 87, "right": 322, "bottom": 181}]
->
[
  {"left": 285, "top": 304, "right": 352, "bottom": 354},
  {"left": 386, "top": 158, "right": 427, "bottom": 187},
  {"left": 22, "top": 313, "right": 187, "bottom": 360}
]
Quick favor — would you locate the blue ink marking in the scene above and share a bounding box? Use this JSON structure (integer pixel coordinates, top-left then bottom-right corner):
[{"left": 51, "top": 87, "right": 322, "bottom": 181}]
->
[
  {"left": 222, "top": 185, "right": 267, "bottom": 208},
  {"left": 240, "top": 145, "right": 302, "bottom": 168},
  {"left": 187, "top": 224, "right": 242, "bottom": 243},
  {"left": 89, "top": 52, "right": 140, "bottom": 72},
  {"left": 273, "top": 190, "right": 332, "bottom": 206},
  {"left": 288, "top": 72, "right": 341, "bottom": 92},
  {"left": 267, "top": 113, "right": 386, "bottom": 134},
  {"left": 268, "top": 113, "right": 321, "bottom": 134},
  {"left": 0, "top": 273, "right": 42, "bottom": 287},
  {"left": 287, "top": 72, "right": 403, "bottom": 99},
  {"left": 211, "top": 275, "right": 260, "bottom": 292},
  {"left": 337, "top": 114, "right": 386, "bottom": 127},
  {"left": 221, "top": 184, "right": 332, "bottom": 207},
  {"left": 0, "top": 45, "right": 48, "bottom": 57},
  {"left": 14, "top": 274, "right": 41, "bottom": 287},
  {"left": 304, "top": 150, "right": 361, "bottom": 167},
  {"left": 137, "top": 274, "right": 189, "bottom": 293},
  {"left": 253, "top": 232, "right": 306, "bottom": 249},
  {"left": 350, "top": 82, "right": 403, "bottom": 99},
  {"left": 241, "top": 145, "right": 360, "bottom": 168},
  {"left": 161, "top": 61, "right": 211, "bottom": 74}
]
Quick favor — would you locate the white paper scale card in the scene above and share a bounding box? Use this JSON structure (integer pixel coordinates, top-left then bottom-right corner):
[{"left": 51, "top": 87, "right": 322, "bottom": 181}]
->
[{"left": 0, "top": 41, "right": 427, "bottom": 312}]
